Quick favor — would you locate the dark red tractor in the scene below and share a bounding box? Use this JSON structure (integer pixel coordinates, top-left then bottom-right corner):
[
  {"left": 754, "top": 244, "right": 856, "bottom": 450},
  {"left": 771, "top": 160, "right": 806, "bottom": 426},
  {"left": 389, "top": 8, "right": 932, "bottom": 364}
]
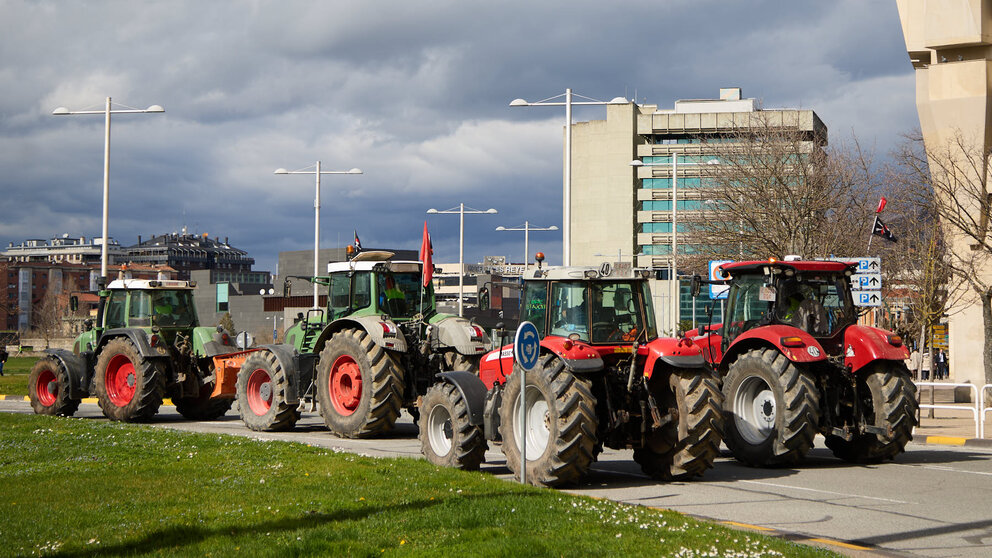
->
[
  {"left": 690, "top": 259, "right": 917, "bottom": 466},
  {"left": 418, "top": 264, "right": 723, "bottom": 487}
]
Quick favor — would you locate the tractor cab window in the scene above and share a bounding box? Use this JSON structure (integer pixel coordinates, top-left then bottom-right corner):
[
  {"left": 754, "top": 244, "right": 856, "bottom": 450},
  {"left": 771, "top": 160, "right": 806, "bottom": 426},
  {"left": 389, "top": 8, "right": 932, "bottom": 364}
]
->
[
  {"left": 640, "top": 280, "right": 659, "bottom": 342},
  {"left": 775, "top": 276, "right": 852, "bottom": 337},
  {"left": 128, "top": 291, "right": 152, "bottom": 326},
  {"left": 521, "top": 281, "right": 549, "bottom": 335},
  {"left": 723, "top": 275, "right": 773, "bottom": 344},
  {"left": 550, "top": 281, "right": 588, "bottom": 341},
  {"left": 589, "top": 282, "right": 652, "bottom": 344},
  {"left": 105, "top": 290, "right": 127, "bottom": 329},
  {"left": 328, "top": 274, "right": 351, "bottom": 319},
  {"left": 351, "top": 271, "right": 371, "bottom": 310},
  {"left": 151, "top": 290, "right": 196, "bottom": 327},
  {"left": 377, "top": 271, "right": 423, "bottom": 319}
]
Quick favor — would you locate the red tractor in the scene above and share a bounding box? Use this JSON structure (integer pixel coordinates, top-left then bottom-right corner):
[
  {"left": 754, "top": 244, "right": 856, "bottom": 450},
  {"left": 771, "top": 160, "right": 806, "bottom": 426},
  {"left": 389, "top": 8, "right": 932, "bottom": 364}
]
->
[
  {"left": 418, "top": 264, "right": 723, "bottom": 487},
  {"left": 689, "top": 259, "right": 917, "bottom": 466}
]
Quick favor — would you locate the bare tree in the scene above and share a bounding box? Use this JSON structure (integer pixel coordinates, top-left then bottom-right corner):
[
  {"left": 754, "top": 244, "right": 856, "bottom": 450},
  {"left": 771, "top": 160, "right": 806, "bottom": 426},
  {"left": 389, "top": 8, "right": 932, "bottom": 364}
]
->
[
  {"left": 680, "top": 115, "right": 878, "bottom": 272},
  {"left": 895, "top": 129, "right": 992, "bottom": 388}
]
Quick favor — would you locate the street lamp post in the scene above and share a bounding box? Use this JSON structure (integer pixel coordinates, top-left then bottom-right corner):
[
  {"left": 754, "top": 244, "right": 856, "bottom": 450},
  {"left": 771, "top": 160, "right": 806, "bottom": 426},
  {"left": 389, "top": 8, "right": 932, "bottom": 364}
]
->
[
  {"left": 510, "top": 90, "right": 627, "bottom": 266},
  {"left": 630, "top": 157, "right": 719, "bottom": 332},
  {"left": 266, "top": 315, "right": 284, "bottom": 343},
  {"left": 52, "top": 97, "right": 164, "bottom": 282},
  {"left": 427, "top": 204, "right": 498, "bottom": 317},
  {"left": 495, "top": 222, "right": 558, "bottom": 270},
  {"left": 274, "top": 162, "right": 363, "bottom": 308}
]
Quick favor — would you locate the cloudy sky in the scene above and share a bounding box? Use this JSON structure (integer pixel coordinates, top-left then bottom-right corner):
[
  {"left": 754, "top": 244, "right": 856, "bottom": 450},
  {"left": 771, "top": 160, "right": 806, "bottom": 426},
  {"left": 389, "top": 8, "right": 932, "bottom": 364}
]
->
[{"left": 0, "top": 1, "right": 917, "bottom": 273}]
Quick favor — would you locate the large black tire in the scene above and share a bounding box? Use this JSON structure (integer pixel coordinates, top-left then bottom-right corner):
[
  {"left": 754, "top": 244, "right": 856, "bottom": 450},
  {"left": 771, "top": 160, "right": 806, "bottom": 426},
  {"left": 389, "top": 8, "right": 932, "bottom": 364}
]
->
[
  {"left": 419, "top": 382, "right": 487, "bottom": 470},
  {"left": 175, "top": 384, "right": 234, "bottom": 421},
  {"left": 28, "top": 357, "right": 80, "bottom": 416},
  {"left": 443, "top": 351, "right": 480, "bottom": 373},
  {"left": 633, "top": 368, "right": 724, "bottom": 480},
  {"left": 94, "top": 337, "right": 165, "bottom": 422},
  {"left": 498, "top": 355, "right": 598, "bottom": 487},
  {"left": 317, "top": 329, "right": 405, "bottom": 438},
  {"left": 723, "top": 348, "right": 820, "bottom": 466},
  {"left": 236, "top": 350, "right": 300, "bottom": 431},
  {"left": 825, "top": 363, "right": 918, "bottom": 463}
]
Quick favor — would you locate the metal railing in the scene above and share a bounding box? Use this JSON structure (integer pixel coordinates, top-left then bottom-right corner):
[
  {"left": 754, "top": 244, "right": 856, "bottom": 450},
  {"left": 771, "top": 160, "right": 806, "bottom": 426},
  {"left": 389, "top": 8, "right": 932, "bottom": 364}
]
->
[
  {"left": 914, "top": 382, "right": 981, "bottom": 439},
  {"left": 983, "top": 385, "right": 992, "bottom": 440}
]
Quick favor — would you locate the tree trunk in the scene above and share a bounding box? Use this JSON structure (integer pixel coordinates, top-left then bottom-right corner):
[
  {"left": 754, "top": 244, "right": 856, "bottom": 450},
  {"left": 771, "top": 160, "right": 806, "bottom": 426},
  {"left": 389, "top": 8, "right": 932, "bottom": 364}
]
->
[{"left": 983, "top": 290, "right": 992, "bottom": 405}]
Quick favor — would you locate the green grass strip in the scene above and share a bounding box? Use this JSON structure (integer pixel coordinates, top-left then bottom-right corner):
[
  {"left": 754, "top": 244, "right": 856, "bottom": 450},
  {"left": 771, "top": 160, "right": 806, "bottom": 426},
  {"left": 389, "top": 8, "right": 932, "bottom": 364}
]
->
[
  {"left": 0, "top": 356, "right": 36, "bottom": 397},
  {"left": 0, "top": 413, "right": 835, "bottom": 557}
]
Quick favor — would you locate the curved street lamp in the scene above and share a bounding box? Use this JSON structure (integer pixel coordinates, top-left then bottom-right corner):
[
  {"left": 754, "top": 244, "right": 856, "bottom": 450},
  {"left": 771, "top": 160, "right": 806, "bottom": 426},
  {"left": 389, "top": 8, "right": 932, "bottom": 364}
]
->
[{"left": 426, "top": 204, "right": 498, "bottom": 317}]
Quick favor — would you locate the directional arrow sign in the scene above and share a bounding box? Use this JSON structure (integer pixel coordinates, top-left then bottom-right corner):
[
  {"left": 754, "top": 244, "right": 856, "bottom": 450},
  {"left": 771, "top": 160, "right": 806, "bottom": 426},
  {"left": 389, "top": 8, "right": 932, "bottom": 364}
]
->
[
  {"left": 851, "top": 273, "right": 882, "bottom": 290},
  {"left": 852, "top": 289, "right": 882, "bottom": 307}
]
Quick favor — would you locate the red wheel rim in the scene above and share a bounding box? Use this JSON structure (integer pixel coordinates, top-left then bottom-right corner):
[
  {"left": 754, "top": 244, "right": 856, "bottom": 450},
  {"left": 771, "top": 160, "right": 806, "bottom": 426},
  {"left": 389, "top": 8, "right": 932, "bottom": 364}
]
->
[
  {"left": 105, "top": 354, "right": 137, "bottom": 407},
  {"left": 36, "top": 369, "right": 57, "bottom": 406},
  {"left": 329, "top": 354, "right": 362, "bottom": 416},
  {"left": 246, "top": 368, "right": 272, "bottom": 416}
]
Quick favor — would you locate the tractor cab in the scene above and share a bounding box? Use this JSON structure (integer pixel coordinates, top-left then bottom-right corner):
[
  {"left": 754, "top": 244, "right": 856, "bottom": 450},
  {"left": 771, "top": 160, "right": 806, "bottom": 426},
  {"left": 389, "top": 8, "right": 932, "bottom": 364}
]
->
[
  {"left": 101, "top": 278, "right": 200, "bottom": 330},
  {"left": 324, "top": 251, "right": 434, "bottom": 321}
]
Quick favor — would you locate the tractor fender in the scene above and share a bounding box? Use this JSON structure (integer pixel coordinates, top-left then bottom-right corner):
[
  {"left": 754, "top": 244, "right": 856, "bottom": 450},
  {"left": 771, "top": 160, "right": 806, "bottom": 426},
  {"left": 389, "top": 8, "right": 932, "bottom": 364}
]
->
[
  {"left": 191, "top": 326, "right": 238, "bottom": 358},
  {"left": 843, "top": 325, "right": 910, "bottom": 373},
  {"left": 541, "top": 338, "right": 605, "bottom": 374},
  {"left": 313, "top": 316, "right": 409, "bottom": 355},
  {"left": 97, "top": 329, "right": 165, "bottom": 360},
  {"left": 436, "top": 371, "right": 489, "bottom": 426},
  {"left": 641, "top": 337, "right": 706, "bottom": 381},
  {"left": 721, "top": 324, "right": 827, "bottom": 371},
  {"left": 41, "top": 348, "right": 90, "bottom": 398},
  {"left": 428, "top": 315, "right": 489, "bottom": 358},
  {"left": 254, "top": 344, "right": 303, "bottom": 404}
]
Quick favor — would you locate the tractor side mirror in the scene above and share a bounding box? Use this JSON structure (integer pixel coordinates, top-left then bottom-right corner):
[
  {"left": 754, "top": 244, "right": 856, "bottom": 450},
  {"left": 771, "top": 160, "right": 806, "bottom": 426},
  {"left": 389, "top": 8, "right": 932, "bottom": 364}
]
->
[
  {"left": 69, "top": 295, "right": 79, "bottom": 312},
  {"left": 690, "top": 275, "right": 702, "bottom": 298}
]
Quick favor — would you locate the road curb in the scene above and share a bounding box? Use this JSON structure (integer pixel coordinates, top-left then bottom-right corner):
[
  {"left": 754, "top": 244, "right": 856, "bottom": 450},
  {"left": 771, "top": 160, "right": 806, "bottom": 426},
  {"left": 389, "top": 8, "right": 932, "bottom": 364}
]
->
[
  {"left": 913, "top": 435, "right": 992, "bottom": 448},
  {"left": 0, "top": 394, "right": 176, "bottom": 406}
]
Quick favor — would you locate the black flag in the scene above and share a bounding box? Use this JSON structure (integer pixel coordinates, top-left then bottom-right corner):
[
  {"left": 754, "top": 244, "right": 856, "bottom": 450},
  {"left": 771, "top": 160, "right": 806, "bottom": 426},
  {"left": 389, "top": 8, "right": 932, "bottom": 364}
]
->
[
  {"left": 354, "top": 230, "right": 362, "bottom": 253},
  {"left": 872, "top": 216, "right": 897, "bottom": 243}
]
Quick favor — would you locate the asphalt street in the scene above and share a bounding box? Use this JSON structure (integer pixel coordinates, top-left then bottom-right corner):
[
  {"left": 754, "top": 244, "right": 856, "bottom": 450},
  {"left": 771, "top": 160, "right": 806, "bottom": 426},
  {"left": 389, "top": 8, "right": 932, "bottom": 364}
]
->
[{"left": 3, "top": 398, "right": 991, "bottom": 558}]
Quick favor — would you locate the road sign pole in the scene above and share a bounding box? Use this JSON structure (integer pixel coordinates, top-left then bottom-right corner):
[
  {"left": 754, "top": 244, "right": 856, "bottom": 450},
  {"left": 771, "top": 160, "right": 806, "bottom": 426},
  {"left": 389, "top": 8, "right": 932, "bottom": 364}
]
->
[
  {"left": 513, "top": 321, "right": 540, "bottom": 485},
  {"left": 519, "top": 361, "right": 526, "bottom": 485}
]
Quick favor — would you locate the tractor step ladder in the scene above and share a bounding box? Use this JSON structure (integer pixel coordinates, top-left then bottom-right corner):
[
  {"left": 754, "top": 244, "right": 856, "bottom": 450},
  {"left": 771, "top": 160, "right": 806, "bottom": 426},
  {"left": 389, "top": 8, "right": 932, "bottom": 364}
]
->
[{"left": 301, "top": 308, "right": 325, "bottom": 349}]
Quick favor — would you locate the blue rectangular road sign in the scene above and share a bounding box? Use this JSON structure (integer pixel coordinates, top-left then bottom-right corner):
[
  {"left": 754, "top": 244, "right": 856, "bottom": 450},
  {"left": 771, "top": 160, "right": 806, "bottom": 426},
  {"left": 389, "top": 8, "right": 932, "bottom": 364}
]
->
[
  {"left": 852, "top": 290, "right": 882, "bottom": 307},
  {"left": 851, "top": 273, "right": 882, "bottom": 290}
]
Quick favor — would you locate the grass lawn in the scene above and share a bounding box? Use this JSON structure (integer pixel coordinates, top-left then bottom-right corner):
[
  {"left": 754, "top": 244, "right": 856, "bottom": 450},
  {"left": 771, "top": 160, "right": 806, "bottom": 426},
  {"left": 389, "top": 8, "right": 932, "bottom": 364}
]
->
[
  {"left": 0, "top": 356, "right": 36, "bottom": 397},
  {"left": 0, "top": 413, "right": 837, "bottom": 557}
]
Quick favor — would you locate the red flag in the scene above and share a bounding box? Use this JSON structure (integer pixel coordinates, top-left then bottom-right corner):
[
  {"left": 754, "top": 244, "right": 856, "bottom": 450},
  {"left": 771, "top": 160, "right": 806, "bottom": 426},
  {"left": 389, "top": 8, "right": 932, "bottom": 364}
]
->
[
  {"left": 875, "top": 197, "right": 887, "bottom": 213},
  {"left": 420, "top": 221, "right": 434, "bottom": 287}
]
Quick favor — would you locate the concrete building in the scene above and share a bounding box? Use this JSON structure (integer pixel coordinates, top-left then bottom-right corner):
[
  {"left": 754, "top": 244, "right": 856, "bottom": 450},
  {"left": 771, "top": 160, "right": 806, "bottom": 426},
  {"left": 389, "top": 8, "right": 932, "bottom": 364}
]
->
[{"left": 569, "top": 88, "right": 825, "bottom": 331}]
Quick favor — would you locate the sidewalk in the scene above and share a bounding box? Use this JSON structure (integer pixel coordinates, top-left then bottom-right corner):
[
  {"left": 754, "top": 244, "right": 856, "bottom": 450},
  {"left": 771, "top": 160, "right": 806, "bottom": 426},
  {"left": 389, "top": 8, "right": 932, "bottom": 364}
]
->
[{"left": 913, "top": 408, "right": 992, "bottom": 448}]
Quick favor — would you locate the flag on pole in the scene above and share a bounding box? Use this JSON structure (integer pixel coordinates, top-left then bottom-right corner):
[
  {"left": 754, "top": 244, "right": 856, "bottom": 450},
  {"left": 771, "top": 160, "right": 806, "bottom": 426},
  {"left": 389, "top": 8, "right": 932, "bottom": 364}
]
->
[
  {"left": 875, "top": 197, "right": 887, "bottom": 213},
  {"left": 420, "top": 221, "right": 434, "bottom": 288},
  {"left": 353, "top": 230, "right": 362, "bottom": 253},
  {"left": 872, "top": 215, "right": 897, "bottom": 242}
]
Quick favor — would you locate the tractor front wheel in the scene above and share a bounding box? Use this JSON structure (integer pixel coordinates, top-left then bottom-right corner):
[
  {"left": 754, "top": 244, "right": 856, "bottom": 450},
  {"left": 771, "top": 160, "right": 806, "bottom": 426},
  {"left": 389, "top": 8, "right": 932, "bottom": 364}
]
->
[
  {"left": 419, "top": 382, "right": 487, "bottom": 470},
  {"left": 633, "top": 368, "right": 724, "bottom": 480},
  {"left": 825, "top": 363, "right": 917, "bottom": 463},
  {"left": 176, "top": 384, "right": 234, "bottom": 421},
  {"left": 94, "top": 338, "right": 165, "bottom": 422},
  {"left": 317, "top": 329, "right": 404, "bottom": 438},
  {"left": 28, "top": 357, "right": 80, "bottom": 416},
  {"left": 498, "top": 355, "right": 598, "bottom": 487},
  {"left": 236, "top": 350, "right": 300, "bottom": 431},
  {"left": 723, "top": 348, "right": 820, "bottom": 466}
]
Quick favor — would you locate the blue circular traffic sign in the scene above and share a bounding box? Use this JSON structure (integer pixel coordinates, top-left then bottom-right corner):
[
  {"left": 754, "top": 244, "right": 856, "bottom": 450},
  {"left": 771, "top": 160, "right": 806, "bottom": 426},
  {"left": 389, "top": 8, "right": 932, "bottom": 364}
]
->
[{"left": 513, "top": 321, "right": 541, "bottom": 372}]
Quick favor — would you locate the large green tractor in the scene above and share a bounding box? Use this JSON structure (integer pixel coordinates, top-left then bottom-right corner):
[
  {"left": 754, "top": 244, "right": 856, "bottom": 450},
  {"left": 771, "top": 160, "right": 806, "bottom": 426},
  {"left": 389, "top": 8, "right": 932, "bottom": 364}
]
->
[
  {"left": 28, "top": 274, "right": 248, "bottom": 422},
  {"left": 237, "top": 250, "right": 490, "bottom": 437}
]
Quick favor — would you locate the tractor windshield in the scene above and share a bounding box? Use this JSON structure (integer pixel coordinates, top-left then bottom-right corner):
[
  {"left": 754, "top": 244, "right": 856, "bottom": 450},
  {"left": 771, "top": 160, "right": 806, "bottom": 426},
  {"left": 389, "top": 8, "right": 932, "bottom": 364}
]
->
[
  {"left": 377, "top": 271, "right": 431, "bottom": 319},
  {"left": 148, "top": 290, "right": 197, "bottom": 327},
  {"left": 545, "top": 280, "right": 654, "bottom": 344},
  {"left": 774, "top": 275, "right": 854, "bottom": 337}
]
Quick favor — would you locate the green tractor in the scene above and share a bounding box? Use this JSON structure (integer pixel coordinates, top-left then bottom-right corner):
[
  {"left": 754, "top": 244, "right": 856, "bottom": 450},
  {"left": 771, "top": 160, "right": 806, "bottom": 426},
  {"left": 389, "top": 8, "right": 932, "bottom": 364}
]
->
[
  {"left": 237, "top": 250, "right": 490, "bottom": 437},
  {"left": 28, "top": 273, "right": 248, "bottom": 422}
]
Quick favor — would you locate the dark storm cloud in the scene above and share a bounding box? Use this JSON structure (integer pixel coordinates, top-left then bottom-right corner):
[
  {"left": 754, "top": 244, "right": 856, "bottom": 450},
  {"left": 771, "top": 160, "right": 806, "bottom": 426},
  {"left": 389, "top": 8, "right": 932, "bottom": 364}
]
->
[{"left": 0, "top": 0, "right": 914, "bottom": 271}]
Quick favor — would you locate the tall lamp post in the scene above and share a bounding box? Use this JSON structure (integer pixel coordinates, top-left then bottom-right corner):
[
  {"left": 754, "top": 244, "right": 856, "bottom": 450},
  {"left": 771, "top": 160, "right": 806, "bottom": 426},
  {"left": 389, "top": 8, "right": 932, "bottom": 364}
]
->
[
  {"left": 630, "top": 157, "right": 719, "bottom": 332},
  {"left": 52, "top": 97, "right": 164, "bottom": 282},
  {"left": 274, "top": 162, "right": 363, "bottom": 308},
  {"left": 510, "top": 89, "right": 627, "bottom": 266},
  {"left": 426, "top": 204, "right": 498, "bottom": 317},
  {"left": 496, "top": 222, "right": 558, "bottom": 269}
]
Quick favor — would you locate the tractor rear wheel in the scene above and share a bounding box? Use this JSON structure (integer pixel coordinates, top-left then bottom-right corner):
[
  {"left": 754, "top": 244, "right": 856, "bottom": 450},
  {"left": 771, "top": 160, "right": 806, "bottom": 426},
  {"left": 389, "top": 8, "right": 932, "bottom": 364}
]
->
[
  {"left": 633, "top": 368, "right": 724, "bottom": 480},
  {"left": 443, "top": 351, "right": 480, "bottom": 373},
  {"left": 94, "top": 337, "right": 165, "bottom": 422},
  {"left": 317, "top": 328, "right": 404, "bottom": 438},
  {"left": 723, "top": 348, "right": 820, "bottom": 466},
  {"left": 825, "top": 363, "right": 917, "bottom": 463},
  {"left": 28, "top": 357, "right": 80, "bottom": 416},
  {"left": 498, "top": 355, "right": 598, "bottom": 487},
  {"left": 176, "top": 384, "right": 234, "bottom": 421},
  {"left": 419, "top": 382, "right": 487, "bottom": 470},
  {"left": 236, "top": 350, "right": 300, "bottom": 431}
]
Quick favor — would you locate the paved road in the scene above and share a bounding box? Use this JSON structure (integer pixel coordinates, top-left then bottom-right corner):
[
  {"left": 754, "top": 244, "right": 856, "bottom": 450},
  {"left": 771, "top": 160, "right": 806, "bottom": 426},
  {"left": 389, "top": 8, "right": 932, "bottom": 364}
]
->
[{"left": 4, "top": 399, "right": 992, "bottom": 558}]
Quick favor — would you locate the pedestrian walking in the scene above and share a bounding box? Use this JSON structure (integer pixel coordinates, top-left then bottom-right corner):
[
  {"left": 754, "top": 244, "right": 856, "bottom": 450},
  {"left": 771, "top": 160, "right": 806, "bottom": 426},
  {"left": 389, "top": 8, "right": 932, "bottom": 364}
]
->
[
  {"left": 0, "top": 346, "right": 7, "bottom": 376},
  {"left": 921, "top": 351, "right": 931, "bottom": 381},
  {"left": 908, "top": 349, "right": 920, "bottom": 381},
  {"left": 936, "top": 348, "right": 948, "bottom": 380}
]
